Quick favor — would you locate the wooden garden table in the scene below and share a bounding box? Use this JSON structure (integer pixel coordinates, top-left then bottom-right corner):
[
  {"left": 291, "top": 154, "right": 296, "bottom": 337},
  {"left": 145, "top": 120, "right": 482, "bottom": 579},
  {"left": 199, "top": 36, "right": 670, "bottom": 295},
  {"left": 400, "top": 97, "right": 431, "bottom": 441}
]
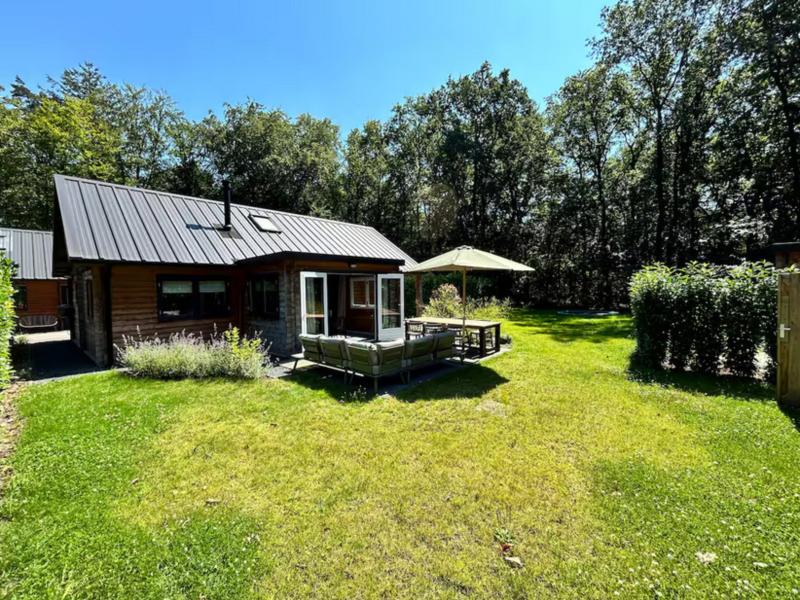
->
[{"left": 404, "top": 316, "right": 501, "bottom": 357}]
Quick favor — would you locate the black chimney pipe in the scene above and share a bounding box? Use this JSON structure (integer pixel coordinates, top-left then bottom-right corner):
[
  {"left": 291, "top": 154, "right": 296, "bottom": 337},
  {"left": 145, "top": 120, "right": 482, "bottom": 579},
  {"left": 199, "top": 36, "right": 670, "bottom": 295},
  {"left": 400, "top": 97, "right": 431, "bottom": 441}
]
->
[{"left": 222, "top": 180, "right": 231, "bottom": 230}]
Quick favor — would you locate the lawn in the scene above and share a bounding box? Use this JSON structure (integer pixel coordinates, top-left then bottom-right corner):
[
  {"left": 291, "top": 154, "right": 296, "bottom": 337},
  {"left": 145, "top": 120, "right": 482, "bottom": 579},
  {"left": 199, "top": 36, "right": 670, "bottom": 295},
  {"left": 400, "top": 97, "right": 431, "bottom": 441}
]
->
[{"left": 1, "top": 310, "right": 799, "bottom": 598}]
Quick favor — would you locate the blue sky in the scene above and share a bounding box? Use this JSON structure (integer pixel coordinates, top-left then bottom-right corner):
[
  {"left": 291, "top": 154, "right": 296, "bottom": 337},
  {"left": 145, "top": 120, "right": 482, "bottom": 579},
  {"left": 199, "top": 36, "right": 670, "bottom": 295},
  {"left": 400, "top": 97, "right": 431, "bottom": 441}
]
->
[{"left": 1, "top": 0, "right": 609, "bottom": 134}]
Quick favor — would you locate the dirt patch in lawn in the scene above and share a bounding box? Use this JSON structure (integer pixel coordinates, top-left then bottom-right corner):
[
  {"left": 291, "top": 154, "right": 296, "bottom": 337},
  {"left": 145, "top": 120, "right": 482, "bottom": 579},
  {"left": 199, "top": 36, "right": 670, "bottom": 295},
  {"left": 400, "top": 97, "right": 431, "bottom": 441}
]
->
[{"left": 0, "top": 384, "right": 24, "bottom": 495}]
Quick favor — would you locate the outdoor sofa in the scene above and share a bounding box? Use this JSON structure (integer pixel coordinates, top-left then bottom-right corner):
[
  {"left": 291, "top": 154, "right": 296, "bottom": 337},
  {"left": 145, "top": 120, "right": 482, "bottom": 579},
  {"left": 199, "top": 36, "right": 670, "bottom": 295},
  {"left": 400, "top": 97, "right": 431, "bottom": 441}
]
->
[{"left": 295, "top": 331, "right": 457, "bottom": 391}]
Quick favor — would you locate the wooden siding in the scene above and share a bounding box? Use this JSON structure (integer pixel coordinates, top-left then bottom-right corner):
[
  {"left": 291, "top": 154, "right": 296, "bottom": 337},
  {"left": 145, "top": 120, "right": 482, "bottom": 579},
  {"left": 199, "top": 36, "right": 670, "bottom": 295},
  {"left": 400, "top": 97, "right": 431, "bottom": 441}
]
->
[
  {"left": 13, "top": 279, "right": 62, "bottom": 318},
  {"left": 109, "top": 265, "right": 245, "bottom": 346}
]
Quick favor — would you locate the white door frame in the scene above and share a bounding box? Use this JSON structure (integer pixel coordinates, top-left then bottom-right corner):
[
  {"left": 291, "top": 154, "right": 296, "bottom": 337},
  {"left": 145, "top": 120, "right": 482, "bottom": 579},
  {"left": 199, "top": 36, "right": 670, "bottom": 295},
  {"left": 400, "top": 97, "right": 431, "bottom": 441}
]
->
[
  {"left": 377, "top": 273, "right": 404, "bottom": 340},
  {"left": 300, "top": 271, "right": 328, "bottom": 335}
]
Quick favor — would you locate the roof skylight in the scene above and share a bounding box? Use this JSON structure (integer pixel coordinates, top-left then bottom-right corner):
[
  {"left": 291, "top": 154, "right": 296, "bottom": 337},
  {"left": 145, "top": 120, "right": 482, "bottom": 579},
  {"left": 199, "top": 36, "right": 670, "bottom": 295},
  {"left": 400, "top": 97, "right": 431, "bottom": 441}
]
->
[{"left": 250, "top": 214, "right": 281, "bottom": 233}]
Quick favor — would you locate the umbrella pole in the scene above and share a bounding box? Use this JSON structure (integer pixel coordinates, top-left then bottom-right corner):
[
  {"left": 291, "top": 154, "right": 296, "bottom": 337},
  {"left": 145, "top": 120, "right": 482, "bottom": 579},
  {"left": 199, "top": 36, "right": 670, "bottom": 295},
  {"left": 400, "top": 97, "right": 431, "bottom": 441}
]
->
[{"left": 462, "top": 268, "right": 467, "bottom": 356}]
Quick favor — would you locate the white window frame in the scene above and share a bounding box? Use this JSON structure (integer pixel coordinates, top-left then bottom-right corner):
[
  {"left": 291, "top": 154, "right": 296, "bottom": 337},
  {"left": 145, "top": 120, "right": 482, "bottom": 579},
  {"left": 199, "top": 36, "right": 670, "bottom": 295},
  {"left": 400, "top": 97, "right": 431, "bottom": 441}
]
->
[
  {"left": 300, "top": 271, "right": 328, "bottom": 335},
  {"left": 349, "top": 276, "right": 375, "bottom": 309},
  {"left": 377, "top": 273, "right": 404, "bottom": 341}
]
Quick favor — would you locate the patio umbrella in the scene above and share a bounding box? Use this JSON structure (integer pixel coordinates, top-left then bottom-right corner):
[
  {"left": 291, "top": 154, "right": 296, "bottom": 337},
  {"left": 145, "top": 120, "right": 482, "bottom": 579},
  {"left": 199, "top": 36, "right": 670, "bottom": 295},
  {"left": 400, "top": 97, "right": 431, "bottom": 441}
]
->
[{"left": 404, "top": 245, "right": 533, "bottom": 336}]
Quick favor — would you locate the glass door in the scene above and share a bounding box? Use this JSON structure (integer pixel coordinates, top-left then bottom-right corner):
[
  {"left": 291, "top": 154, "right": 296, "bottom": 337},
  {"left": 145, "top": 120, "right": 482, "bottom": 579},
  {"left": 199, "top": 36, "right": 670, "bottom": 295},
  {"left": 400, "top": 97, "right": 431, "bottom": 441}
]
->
[
  {"left": 377, "top": 274, "right": 404, "bottom": 340},
  {"left": 300, "top": 272, "right": 328, "bottom": 335}
]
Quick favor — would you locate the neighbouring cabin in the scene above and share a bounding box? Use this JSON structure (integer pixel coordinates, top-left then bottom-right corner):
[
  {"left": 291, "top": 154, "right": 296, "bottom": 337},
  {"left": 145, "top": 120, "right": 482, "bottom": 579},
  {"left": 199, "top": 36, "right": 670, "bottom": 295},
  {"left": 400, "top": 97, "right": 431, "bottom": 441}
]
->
[
  {"left": 0, "top": 227, "right": 69, "bottom": 330},
  {"left": 764, "top": 242, "right": 800, "bottom": 268},
  {"left": 52, "top": 175, "right": 416, "bottom": 366}
]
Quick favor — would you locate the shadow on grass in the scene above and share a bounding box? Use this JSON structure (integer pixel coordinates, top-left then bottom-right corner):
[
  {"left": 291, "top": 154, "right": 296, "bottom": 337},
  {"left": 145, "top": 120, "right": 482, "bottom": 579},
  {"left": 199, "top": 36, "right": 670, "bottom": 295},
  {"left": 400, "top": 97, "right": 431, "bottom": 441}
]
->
[
  {"left": 397, "top": 363, "right": 509, "bottom": 403},
  {"left": 627, "top": 361, "right": 774, "bottom": 402},
  {"left": 290, "top": 362, "right": 508, "bottom": 404}
]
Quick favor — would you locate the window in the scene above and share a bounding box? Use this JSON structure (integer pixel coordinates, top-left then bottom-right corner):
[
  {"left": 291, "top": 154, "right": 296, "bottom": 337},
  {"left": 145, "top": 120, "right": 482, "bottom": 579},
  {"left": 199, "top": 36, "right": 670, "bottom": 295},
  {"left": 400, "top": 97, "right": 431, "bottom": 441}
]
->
[
  {"left": 157, "top": 277, "right": 231, "bottom": 321},
  {"left": 59, "top": 283, "right": 70, "bottom": 306},
  {"left": 248, "top": 274, "right": 280, "bottom": 320},
  {"left": 14, "top": 285, "right": 28, "bottom": 311},
  {"left": 250, "top": 214, "right": 281, "bottom": 233},
  {"left": 350, "top": 277, "right": 375, "bottom": 309},
  {"left": 85, "top": 279, "right": 94, "bottom": 320},
  {"left": 198, "top": 280, "right": 229, "bottom": 317}
]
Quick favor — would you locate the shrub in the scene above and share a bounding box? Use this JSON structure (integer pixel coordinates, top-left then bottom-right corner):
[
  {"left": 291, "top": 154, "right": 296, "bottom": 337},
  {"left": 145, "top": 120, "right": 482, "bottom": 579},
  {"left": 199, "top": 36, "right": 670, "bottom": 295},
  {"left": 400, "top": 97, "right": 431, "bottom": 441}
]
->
[
  {"left": 117, "top": 327, "right": 267, "bottom": 379},
  {"left": 0, "top": 254, "right": 14, "bottom": 389},
  {"left": 423, "top": 283, "right": 513, "bottom": 321},
  {"left": 424, "top": 283, "right": 463, "bottom": 319},
  {"left": 629, "top": 264, "right": 674, "bottom": 368},
  {"left": 630, "top": 261, "right": 780, "bottom": 378},
  {"left": 686, "top": 263, "right": 725, "bottom": 374}
]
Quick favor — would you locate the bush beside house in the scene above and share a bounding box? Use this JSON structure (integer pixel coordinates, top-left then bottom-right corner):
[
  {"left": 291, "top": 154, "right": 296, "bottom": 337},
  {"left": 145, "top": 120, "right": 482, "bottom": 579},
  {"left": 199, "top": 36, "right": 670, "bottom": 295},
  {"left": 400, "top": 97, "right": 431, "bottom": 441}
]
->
[
  {"left": 0, "top": 254, "right": 14, "bottom": 389},
  {"left": 630, "top": 262, "right": 779, "bottom": 378},
  {"left": 117, "top": 327, "right": 267, "bottom": 380}
]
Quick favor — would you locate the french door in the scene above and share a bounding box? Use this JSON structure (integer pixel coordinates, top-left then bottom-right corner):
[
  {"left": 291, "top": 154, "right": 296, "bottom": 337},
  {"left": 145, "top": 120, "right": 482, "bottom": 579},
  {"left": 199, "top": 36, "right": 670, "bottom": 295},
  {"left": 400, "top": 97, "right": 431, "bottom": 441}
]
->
[
  {"left": 300, "top": 272, "right": 328, "bottom": 335},
  {"left": 377, "top": 274, "right": 404, "bottom": 340}
]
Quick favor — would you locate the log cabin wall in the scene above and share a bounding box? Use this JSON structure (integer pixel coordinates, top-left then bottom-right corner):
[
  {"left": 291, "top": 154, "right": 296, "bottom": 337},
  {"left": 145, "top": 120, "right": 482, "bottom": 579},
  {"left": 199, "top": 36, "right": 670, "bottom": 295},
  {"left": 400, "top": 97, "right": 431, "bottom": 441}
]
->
[
  {"left": 72, "top": 258, "right": 403, "bottom": 365},
  {"left": 109, "top": 264, "right": 245, "bottom": 354}
]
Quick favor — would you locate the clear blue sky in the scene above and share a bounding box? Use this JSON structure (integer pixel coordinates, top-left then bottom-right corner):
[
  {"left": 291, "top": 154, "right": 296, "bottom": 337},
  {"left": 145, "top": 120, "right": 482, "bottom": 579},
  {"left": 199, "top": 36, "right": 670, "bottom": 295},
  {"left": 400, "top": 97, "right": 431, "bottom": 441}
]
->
[{"left": 1, "top": 0, "right": 609, "bottom": 134}]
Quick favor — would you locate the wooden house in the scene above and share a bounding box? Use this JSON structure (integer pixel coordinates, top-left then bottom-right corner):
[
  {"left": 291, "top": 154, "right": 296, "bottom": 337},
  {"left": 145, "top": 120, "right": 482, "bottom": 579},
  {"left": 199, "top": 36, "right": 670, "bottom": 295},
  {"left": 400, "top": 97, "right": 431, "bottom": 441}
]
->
[
  {"left": 51, "top": 175, "right": 417, "bottom": 366},
  {"left": 0, "top": 227, "right": 68, "bottom": 329}
]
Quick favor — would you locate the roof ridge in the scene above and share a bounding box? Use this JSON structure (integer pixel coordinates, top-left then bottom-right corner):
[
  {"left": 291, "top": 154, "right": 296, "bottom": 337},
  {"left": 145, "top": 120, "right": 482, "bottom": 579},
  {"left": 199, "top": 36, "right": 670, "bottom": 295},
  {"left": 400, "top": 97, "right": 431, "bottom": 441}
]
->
[{"left": 53, "top": 174, "right": 380, "bottom": 232}]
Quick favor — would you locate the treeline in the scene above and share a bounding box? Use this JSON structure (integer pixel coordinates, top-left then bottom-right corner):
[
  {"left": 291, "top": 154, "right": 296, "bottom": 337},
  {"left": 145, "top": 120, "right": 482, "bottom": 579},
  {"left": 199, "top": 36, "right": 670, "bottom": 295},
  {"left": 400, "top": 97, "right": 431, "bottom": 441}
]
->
[{"left": 1, "top": 0, "right": 797, "bottom": 308}]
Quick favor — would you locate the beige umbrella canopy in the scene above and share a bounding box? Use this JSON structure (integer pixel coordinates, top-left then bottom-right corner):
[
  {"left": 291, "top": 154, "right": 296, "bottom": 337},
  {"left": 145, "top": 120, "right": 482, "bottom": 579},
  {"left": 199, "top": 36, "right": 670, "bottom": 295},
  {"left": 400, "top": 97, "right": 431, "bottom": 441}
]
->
[{"left": 405, "top": 245, "right": 533, "bottom": 332}]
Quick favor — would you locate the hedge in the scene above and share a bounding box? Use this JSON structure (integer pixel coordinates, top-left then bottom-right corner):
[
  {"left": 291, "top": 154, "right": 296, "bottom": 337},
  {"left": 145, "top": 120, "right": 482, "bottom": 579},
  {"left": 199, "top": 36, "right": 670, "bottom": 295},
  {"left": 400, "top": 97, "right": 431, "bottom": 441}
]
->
[
  {"left": 0, "top": 253, "right": 14, "bottom": 389},
  {"left": 630, "top": 261, "right": 780, "bottom": 378}
]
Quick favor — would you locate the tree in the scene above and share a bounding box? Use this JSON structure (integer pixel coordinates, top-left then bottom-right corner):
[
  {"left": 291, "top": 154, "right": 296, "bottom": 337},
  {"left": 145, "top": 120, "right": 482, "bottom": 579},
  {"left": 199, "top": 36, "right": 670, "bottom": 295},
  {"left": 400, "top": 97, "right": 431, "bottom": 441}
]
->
[
  {"left": 549, "top": 65, "right": 634, "bottom": 306},
  {"left": 597, "top": 0, "right": 707, "bottom": 260}
]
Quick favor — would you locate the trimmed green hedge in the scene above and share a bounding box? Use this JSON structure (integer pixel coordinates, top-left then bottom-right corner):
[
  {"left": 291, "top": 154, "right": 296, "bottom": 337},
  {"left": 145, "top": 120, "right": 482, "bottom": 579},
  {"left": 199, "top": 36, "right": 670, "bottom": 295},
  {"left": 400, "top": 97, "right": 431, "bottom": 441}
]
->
[
  {"left": 0, "top": 253, "right": 14, "bottom": 389},
  {"left": 630, "top": 262, "right": 780, "bottom": 378}
]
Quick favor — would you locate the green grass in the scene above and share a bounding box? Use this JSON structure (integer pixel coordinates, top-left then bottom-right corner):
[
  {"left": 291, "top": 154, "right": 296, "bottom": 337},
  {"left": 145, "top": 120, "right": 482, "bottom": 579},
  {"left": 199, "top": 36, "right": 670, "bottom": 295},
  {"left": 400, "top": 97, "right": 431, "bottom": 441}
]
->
[{"left": 2, "top": 310, "right": 800, "bottom": 598}]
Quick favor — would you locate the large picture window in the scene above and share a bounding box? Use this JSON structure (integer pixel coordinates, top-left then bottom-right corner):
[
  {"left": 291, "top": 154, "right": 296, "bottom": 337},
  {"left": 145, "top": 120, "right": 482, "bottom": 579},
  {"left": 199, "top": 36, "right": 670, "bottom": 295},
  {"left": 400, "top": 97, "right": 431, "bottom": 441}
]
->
[
  {"left": 350, "top": 277, "right": 375, "bottom": 309},
  {"left": 157, "top": 277, "right": 231, "bottom": 321},
  {"left": 247, "top": 275, "right": 280, "bottom": 320}
]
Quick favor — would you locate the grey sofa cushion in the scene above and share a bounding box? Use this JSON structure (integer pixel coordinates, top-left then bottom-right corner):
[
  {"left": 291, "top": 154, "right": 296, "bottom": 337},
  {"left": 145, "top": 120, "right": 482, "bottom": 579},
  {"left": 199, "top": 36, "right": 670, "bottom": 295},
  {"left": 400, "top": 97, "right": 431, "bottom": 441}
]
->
[
  {"left": 348, "top": 341, "right": 379, "bottom": 375},
  {"left": 403, "top": 335, "right": 435, "bottom": 367},
  {"left": 319, "top": 336, "right": 350, "bottom": 369},
  {"left": 433, "top": 331, "right": 457, "bottom": 359},
  {"left": 376, "top": 339, "right": 405, "bottom": 374},
  {"left": 299, "top": 334, "right": 322, "bottom": 362}
]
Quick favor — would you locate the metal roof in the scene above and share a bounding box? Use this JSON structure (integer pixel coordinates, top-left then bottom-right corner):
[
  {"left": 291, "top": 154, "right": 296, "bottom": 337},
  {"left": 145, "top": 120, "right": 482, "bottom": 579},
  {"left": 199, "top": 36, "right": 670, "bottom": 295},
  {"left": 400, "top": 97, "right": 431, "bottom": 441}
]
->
[
  {"left": 54, "top": 175, "right": 417, "bottom": 269},
  {"left": 0, "top": 227, "right": 62, "bottom": 280}
]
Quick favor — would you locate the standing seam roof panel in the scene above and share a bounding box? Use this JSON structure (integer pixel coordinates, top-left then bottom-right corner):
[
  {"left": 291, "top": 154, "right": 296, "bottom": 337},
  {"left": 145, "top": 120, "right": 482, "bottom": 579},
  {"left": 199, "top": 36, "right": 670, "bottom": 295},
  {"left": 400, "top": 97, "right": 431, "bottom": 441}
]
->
[
  {"left": 80, "top": 183, "right": 121, "bottom": 261},
  {"left": 229, "top": 207, "right": 272, "bottom": 256},
  {"left": 147, "top": 192, "right": 195, "bottom": 264},
  {"left": 116, "top": 188, "right": 160, "bottom": 262},
  {"left": 195, "top": 201, "right": 247, "bottom": 262},
  {"left": 161, "top": 195, "right": 212, "bottom": 264},
  {"left": 0, "top": 228, "right": 61, "bottom": 279},
  {"left": 53, "top": 175, "right": 416, "bottom": 267},
  {"left": 97, "top": 185, "right": 140, "bottom": 262},
  {"left": 61, "top": 179, "right": 99, "bottom": 260},
  {"left": 129, "top": 190, "right": 178, "bottom": 263}
]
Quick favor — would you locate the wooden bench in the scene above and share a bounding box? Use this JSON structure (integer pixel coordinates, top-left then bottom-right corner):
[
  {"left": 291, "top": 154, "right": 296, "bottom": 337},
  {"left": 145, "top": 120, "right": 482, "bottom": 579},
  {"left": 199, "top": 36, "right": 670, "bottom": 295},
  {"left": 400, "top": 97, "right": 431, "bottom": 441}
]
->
[{"left": 18, "top": 315, "right": 59, "bottom": 331}]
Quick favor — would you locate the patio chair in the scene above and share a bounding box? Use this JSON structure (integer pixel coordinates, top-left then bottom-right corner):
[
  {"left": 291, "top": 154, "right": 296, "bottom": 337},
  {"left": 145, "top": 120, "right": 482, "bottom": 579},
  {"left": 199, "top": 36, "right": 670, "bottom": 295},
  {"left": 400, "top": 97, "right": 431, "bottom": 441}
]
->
[
  {"left": 423, "top": 323, "right": 447, "bottom": 335},
  {"left": 406, "top": 321, "right": 424, "bottom": 339}
]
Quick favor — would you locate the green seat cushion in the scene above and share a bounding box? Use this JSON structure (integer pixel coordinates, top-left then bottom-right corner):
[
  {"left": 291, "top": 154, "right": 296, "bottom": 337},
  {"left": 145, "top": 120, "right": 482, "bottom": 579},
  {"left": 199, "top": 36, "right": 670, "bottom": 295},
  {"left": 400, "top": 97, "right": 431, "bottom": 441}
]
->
[
  {"left": 347, "top": 341, "right": 379, "bottom": 375},
  {"left": 299, "top": 334, "right": 322, "bottom": 361},
  {"left": 319, "top": 337, "right": 350, "bottom": 368},
  {"left": 403, "top": 336, "right": 435, "bottom": 360}
]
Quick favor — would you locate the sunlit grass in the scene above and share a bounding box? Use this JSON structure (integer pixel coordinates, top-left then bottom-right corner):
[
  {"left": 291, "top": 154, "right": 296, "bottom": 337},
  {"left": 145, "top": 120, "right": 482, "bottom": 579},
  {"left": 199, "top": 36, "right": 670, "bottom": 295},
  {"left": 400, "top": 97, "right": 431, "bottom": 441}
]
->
[{"left": 1, "top": 310, "right": 799, "bottom": 597}]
